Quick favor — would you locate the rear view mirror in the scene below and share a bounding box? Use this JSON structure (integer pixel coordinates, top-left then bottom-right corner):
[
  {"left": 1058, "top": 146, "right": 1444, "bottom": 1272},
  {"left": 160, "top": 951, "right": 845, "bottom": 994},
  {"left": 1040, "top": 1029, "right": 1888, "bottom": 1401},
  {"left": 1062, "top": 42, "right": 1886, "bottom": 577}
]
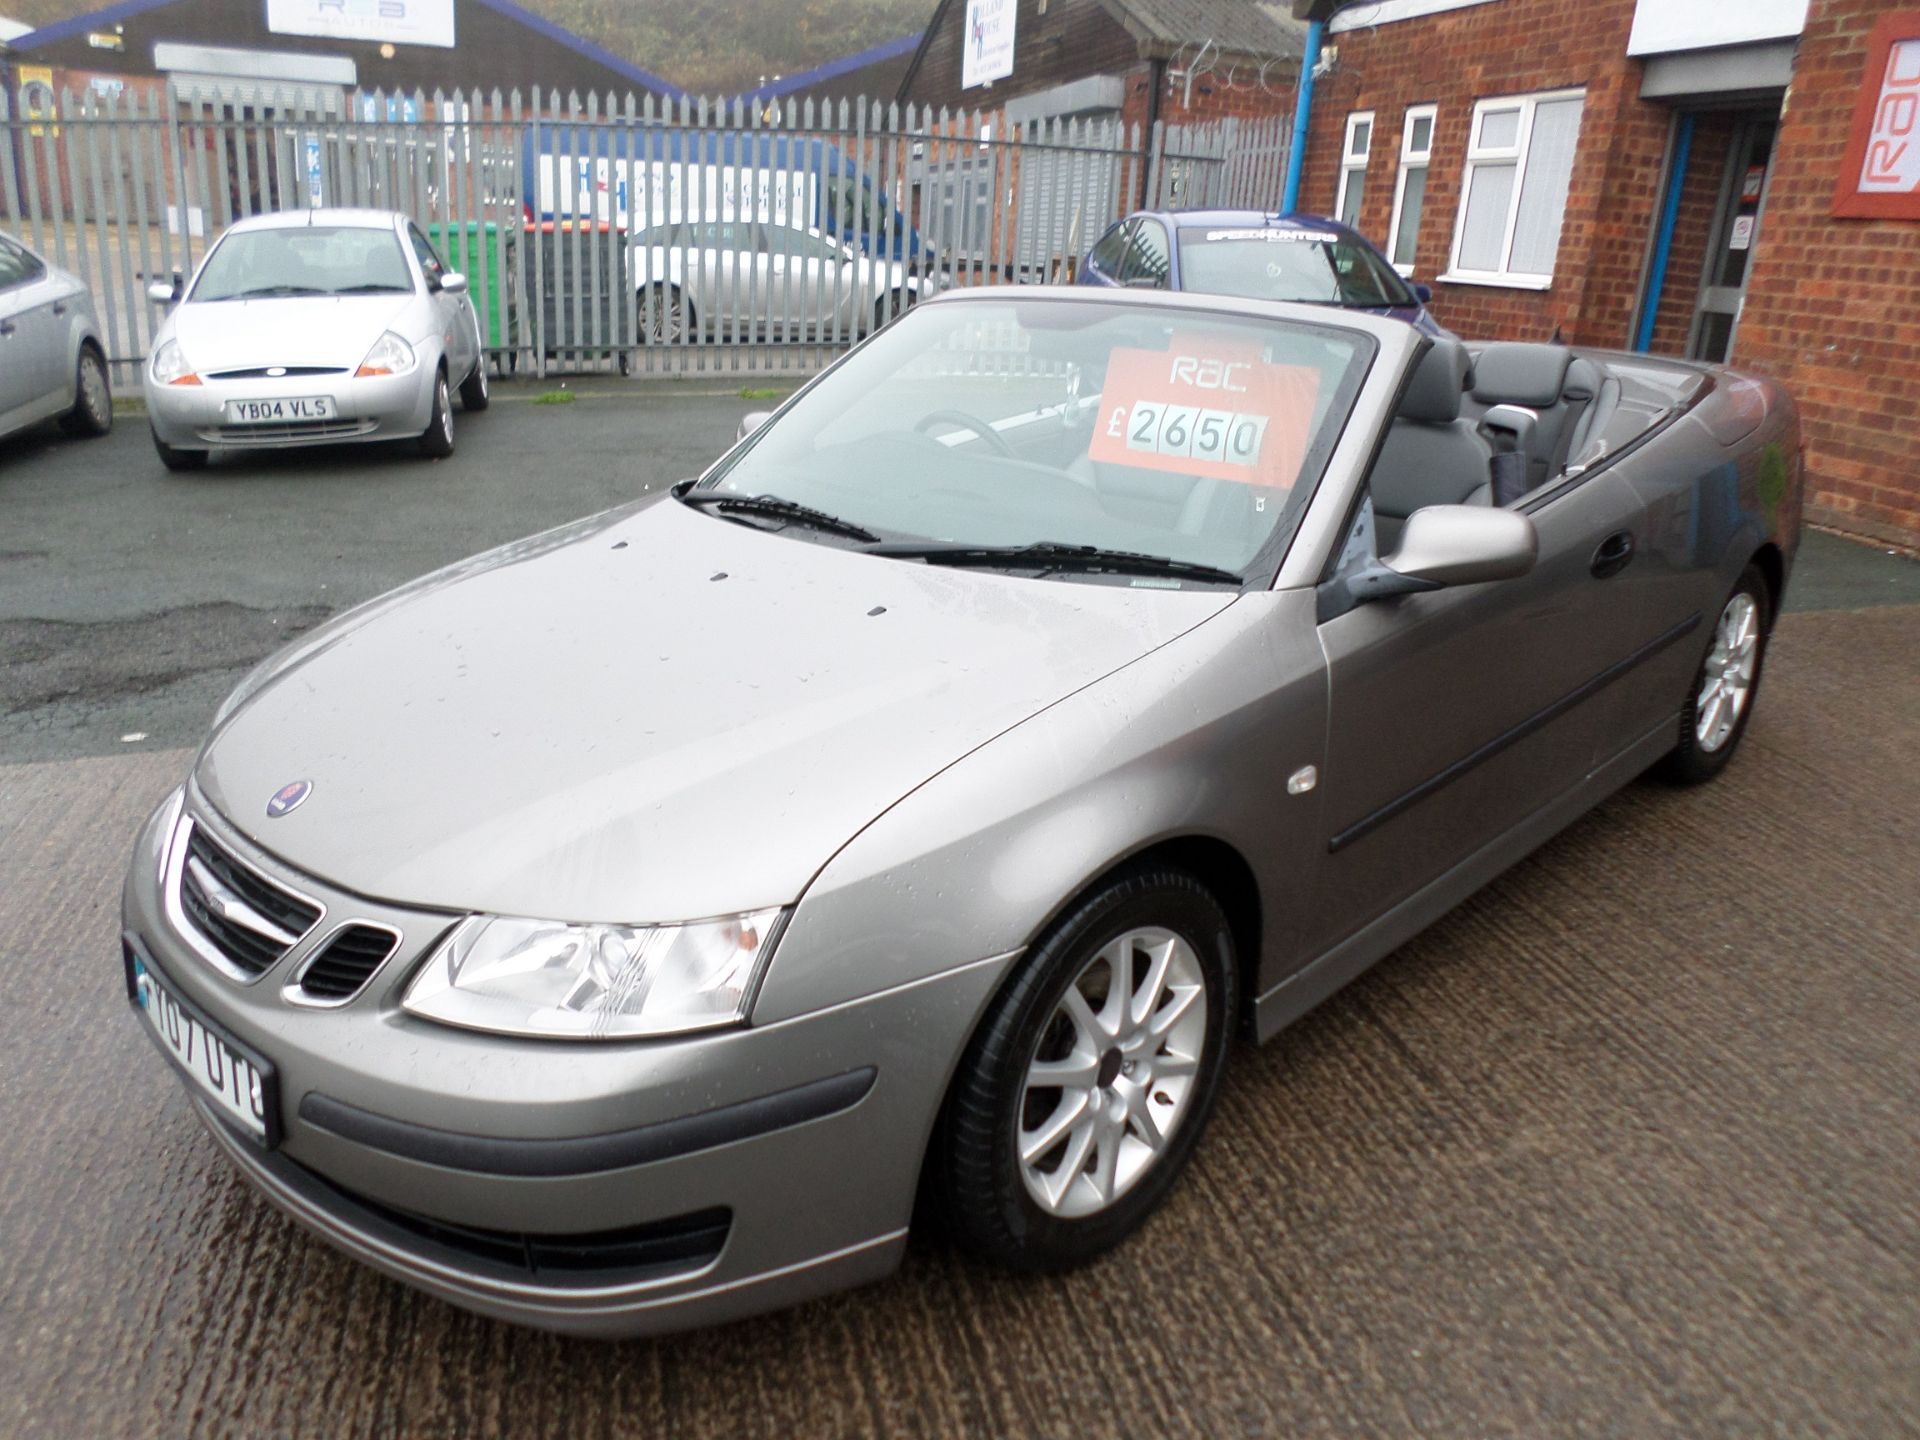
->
[
  {"left": 1414, "top": 283, "right": 1434, "bottom": 303},
  {"left": 738, "top": 410, "right": 773, "bottom": 442},
  {"left": 1385, "top": 505, "right": 1537, "bottom": 587}
]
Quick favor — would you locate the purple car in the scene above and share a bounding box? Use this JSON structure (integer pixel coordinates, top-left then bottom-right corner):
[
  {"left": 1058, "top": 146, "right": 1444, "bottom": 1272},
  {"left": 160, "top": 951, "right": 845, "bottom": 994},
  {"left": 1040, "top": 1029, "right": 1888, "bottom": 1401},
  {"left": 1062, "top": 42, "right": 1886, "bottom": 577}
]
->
[{"left": 1080, "top": 208, "right": 1450, "bottom": 337}]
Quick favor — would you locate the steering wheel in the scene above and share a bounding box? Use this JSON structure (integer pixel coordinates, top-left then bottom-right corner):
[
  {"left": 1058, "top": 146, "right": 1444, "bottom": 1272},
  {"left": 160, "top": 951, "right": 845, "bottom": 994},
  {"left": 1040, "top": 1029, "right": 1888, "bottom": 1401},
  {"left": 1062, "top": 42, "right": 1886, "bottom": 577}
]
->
[{"left": 914, "top": 409, "right": 1016, "bottom": 458}]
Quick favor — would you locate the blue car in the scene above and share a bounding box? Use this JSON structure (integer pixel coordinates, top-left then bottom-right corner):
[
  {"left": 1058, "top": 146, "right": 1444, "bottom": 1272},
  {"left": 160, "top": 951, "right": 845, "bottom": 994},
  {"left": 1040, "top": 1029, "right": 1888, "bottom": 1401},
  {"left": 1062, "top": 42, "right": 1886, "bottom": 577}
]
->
[{"left": 1080, "top": 209, "right": 1448, "bottom": 336}]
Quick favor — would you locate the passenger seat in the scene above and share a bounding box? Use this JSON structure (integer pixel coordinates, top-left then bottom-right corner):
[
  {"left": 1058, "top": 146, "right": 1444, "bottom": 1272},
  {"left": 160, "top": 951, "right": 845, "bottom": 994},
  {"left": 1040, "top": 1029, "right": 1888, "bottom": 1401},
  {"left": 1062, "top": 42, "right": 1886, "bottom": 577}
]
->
[
  {"left": 1557, "top": 357, "right": 1621, "bottom": 474},
  {"left": 1468, "top": 342, "right": 1575, "bottom": 491},
  {"left": 1369, "top": 339, "right": 1492, "bottom": 552}
]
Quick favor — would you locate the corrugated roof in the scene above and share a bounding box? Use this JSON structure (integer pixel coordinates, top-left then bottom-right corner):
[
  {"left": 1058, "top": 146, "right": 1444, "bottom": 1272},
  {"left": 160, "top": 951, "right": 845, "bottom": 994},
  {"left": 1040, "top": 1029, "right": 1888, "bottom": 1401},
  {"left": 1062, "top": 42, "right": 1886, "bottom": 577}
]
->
[{"left": 1100, "top": 0, "right": 1307, "bottom": 60}]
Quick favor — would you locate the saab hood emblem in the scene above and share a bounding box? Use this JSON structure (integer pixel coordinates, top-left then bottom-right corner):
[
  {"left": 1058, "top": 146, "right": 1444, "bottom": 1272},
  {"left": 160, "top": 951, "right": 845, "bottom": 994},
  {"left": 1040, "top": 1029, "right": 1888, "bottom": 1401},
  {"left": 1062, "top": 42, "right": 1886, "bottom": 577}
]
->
[{"left": 267, "top": 780, "right": 312, "bottom": 817}]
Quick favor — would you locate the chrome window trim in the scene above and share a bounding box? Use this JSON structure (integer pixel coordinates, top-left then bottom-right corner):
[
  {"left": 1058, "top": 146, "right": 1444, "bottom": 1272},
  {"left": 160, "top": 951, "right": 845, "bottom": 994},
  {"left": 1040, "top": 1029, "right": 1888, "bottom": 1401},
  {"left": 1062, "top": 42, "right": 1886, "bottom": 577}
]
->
[{"left": 162, "top": 813, "right": 327, "bottom": 985}]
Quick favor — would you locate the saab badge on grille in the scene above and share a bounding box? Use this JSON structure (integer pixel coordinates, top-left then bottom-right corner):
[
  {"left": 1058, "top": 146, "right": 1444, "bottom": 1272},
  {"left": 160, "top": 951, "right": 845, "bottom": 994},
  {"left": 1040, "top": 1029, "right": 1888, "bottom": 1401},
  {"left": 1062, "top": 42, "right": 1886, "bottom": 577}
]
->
[{"left": 267, "top": 780, "right": 312, "bottom": 817}]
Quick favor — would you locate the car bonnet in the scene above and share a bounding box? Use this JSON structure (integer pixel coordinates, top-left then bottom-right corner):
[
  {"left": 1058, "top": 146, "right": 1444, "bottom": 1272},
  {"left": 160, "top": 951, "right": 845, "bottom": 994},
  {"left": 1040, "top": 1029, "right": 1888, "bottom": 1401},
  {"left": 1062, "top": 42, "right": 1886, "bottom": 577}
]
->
[
  {"left": 167, "top": 293, "right": 422, "bottom": 373},
  {"left": 193, "top": 496, "right": 1236, "bottom": 923}
]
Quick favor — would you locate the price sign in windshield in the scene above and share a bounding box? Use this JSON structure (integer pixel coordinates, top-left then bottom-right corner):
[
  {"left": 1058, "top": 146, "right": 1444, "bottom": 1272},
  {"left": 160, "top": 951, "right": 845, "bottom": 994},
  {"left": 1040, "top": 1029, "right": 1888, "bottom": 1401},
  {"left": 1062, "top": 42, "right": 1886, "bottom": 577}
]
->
[{"left": 1088, "top": 336, "right": 1321, "bottom": 489}]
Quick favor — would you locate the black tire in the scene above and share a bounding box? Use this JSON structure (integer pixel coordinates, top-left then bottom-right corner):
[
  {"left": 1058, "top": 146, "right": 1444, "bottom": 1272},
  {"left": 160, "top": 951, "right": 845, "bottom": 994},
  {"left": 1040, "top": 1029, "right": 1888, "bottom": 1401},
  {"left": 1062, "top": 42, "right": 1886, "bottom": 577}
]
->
[
  {"left": 872, "top": 290, "right": 913, "bottom": 333},
  {"left": 938, "top": 866, "right": 1237, "bottom": 1272},
  {"left": 151, "top": 425, "right": 206, "bottom": 472},
  {"left": 60, "top": 344, "right": 113, "bottom": 437},
  {"left": 458, "top": 357, "right": 490, "bottom": 412},
  {"left": 418, "top": 369, "right": 454, "bottom": 458},
  {"left": 1655, "top": 562, "right": 1771, "bottom": 785}
]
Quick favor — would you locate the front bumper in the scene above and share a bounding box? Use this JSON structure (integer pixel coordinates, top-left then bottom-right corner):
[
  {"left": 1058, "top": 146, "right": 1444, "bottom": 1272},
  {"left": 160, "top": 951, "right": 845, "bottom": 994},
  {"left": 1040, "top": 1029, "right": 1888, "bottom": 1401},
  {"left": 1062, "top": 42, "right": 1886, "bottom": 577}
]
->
[
  {"left": 144, "top": 368, "right": 436, "bottom": 449},
  {"left": 121, "top": 790, "right": 1010, "bottom": 1336}
]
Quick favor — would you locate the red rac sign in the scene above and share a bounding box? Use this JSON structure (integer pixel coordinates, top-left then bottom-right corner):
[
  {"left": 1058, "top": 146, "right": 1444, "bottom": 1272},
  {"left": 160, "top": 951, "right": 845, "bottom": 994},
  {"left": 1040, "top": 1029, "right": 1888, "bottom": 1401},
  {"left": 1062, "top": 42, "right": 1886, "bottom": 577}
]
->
[{"left": 1834, "top": 11, "right": 1920, "bottom": 218}]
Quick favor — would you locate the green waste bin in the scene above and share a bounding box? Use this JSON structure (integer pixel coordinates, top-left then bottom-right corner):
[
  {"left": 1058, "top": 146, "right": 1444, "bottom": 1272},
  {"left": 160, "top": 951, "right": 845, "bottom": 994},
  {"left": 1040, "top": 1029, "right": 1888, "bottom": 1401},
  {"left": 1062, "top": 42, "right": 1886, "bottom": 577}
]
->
[{"left": 427, "top": 221, "right": 519, "bottom": 354}]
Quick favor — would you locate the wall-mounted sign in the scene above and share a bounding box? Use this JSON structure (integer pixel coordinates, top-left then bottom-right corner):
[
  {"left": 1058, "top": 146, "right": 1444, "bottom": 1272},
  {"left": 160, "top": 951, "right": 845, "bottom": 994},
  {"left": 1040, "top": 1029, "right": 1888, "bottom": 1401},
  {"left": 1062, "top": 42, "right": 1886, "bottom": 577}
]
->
[
  {"left": 1834, "top": 11, "right": 1920, "bottom": 218},
  {"left": 18, "top": 64, "right": 58, "bottom": 138},
  {"left": 961, "top": 0, "right": 1016, "bottom": 90},
  {"left": 87, "top": 30, "right": 125, "bottom": 50},
  {"left": 266, "top": 0, "right": 455, "bottom": 51},
  {"left": 1626, "top": 0, "right": 1808, "bottom": 56}
]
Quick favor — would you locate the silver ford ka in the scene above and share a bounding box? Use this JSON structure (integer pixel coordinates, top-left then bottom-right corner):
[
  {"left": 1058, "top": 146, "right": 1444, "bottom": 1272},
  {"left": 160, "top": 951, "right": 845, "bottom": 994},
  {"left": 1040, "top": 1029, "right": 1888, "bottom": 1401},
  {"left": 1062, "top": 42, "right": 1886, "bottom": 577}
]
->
[
  {"left": 142, "top": 208, "right": 489, "bottom": 471},
  {"left": 121, "top": 287, "right": 1801, "bottom": 1336}
]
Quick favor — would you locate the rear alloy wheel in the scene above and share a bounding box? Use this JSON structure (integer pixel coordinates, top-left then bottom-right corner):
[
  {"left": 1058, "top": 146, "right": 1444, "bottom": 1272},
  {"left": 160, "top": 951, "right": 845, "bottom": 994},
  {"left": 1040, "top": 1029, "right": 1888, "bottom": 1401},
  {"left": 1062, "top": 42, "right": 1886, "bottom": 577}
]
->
[
  {"left": 939, "top": 867, "right": 1236, "bottom": 1271},
  {"left": 150, "top": 425, "right": 206, "bottom": 472},
  {"left": 418, "top": 370, "right": 454, "bottom": 459},
  {"left": 458, "top": 358, "right": 490, "bottom": 412},
  {"left": 61, "top": 346, "right": 113, "bottom": 437},
  {"left": 1657, "top": 563, "right": 1770, "bottom": 784},
  {"left": 640, "top": 284, "right": 689, "bottom": 344}
]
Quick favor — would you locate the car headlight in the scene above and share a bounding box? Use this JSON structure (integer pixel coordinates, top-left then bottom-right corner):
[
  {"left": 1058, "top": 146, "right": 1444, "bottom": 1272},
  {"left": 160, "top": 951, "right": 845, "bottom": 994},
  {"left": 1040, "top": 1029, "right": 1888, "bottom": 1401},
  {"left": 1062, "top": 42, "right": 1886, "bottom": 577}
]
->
[
  {"left": 401, "top": 909, "right": 785, "bottom": 1039},
  {"left": 357, "top": 331, "right": 417, "bottom": 377},
  {"left": 150, "top": 339, "right": 198, "bottom": 386}
]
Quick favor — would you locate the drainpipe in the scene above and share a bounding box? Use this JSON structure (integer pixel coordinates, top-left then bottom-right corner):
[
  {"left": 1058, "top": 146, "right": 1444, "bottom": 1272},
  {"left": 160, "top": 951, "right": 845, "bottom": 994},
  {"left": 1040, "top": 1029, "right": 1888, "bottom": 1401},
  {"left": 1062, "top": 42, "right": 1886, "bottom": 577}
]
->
[
  {"left": 1140, "top": 55, "right": 1165, "bottom": 208},
  {"left": 1634, "top": 112, "right": 1694, "bottom": 352},
  {"left": 1280, "top": 20, "right": 1323, "bottom": 214}
]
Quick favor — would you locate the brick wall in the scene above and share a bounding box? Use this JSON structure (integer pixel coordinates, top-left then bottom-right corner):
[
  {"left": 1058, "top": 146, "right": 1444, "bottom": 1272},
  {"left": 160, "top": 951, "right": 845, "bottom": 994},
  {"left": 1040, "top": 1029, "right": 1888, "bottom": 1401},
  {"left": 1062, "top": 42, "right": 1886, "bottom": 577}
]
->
[
  {"left": 1731, "top": 0, "right": 1920, "bottom": 545},
  {"left": 1298, "top": 0, "right": 1664, "bottom": 345}
]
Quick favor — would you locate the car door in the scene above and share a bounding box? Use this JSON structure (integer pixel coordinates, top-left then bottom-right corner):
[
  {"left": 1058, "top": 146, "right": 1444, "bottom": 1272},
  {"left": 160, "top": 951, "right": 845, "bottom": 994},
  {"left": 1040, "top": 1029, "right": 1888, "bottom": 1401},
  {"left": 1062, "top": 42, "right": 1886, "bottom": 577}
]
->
[
  {"left": 1116, "top": 217, "right": 1172, "bottom": 290},
  {"left": 408, "top": 223, "right": 474, "bottom": 374},
  {"left": 763, "top": 224, "right": 836, "bottom": 336},
  {"left": 1301, "top": 467, "right": 1657, "bottom": 960},
  {"left": 0, "top": 237, "right": 64, "bottom": 422}
]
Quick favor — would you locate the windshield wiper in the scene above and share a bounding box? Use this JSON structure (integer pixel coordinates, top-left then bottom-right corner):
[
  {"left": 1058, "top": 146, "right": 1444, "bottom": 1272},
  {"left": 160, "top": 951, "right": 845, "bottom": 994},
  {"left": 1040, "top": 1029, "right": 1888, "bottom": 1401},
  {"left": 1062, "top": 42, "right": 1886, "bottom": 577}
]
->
[
  {"left": 676, "top": 489, "right": 880, "bottom": 543},
  {"left": 865, "top": 540, "right": 1242, "bottom": 586},
  {"left": 330, "top": 283, "right": 412, "bottom": 294},
  {"left": 221, "top": 285, "right": 327, "bottom": 300}
]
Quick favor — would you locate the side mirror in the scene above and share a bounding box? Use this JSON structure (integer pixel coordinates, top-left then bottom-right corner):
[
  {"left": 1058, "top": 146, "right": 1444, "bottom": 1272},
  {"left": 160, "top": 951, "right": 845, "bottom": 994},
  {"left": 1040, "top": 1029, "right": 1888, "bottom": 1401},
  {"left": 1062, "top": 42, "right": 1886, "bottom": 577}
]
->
[
  {"left": 1413, "top": 283, "right": 1434, "bottom": 303},
  {"left": 437, "top": 271, "right": 469, "bottom": 294},
  {"left": 738, "top": 410, "right": 773, "bottom": 442},
  {"left": 147, "top": 274, "right": 182, "bottom": 304},
  {"left": 1384, "top": 505, "right": 1537, "bottom": 587},
  {"left": 1316, "top": 505, "right": 1537, "bottom": 620}
]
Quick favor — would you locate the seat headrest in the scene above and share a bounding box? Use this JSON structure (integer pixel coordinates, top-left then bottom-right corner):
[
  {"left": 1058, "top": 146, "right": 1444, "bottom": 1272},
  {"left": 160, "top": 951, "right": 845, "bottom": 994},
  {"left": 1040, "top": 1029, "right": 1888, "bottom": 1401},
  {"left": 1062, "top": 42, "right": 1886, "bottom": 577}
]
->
[
  {"left": 1472, "top": 342, "right": 1574, "bottom": 408},
  {"left": 1398, "top": 339, "right": 1473, "bottom": 424}
]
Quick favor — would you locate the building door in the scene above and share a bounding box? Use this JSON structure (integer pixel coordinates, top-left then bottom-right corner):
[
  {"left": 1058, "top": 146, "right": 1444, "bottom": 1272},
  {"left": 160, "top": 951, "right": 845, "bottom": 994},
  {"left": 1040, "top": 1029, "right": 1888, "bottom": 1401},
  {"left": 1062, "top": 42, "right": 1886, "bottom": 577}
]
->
[{"left": 1687, "top": 114, "right": 1775, "bottom": 363}]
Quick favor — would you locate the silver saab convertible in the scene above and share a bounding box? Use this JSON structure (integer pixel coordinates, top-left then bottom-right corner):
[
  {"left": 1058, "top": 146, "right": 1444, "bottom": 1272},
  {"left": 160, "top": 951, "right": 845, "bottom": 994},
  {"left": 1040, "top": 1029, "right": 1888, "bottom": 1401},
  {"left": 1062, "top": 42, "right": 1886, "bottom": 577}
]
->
[{"left": 121, "top": 287, "right": 1801, "bottom": 1336}]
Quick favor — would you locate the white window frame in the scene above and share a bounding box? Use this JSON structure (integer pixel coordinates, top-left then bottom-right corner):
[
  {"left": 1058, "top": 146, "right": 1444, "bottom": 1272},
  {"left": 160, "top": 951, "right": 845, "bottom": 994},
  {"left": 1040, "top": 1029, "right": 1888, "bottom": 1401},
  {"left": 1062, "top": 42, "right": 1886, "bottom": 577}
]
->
[
  {"left": 1386, "top": 103, "right": 1436, "bottom": 276},
  {"left": 1441, "top": 87, "right": 1585, "bottom": 291},
  {"left": 1336, "top": 110, "right": 1374, "bottom": 225}
]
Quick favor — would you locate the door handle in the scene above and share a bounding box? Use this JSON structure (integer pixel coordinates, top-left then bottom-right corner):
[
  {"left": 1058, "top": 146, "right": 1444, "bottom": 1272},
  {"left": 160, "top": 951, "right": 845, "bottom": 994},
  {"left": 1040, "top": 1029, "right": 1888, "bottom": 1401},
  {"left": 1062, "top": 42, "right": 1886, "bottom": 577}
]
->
[
  {"left": 0, "top": 321, "right": 14, "bottom": 337},
  {"left": 1590, "top": 530, "right": 1636, "bottom": 579},
  {"left": 51, "top": 301, "right": 67, "bottom": 317}
]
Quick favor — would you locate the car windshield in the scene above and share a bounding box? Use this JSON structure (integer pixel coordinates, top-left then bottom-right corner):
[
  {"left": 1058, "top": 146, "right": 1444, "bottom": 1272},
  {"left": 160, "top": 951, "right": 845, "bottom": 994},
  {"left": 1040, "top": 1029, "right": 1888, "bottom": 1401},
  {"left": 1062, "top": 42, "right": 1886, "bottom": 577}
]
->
[
  {"left": 1177, "top": 225, "right": 1415, "bottom": 309},
  {"left": 191, "top": 225, "right": 413, "bottom": 301},
  {"left": 697, "top": 298, "right": 1374, "bottom": 583}
]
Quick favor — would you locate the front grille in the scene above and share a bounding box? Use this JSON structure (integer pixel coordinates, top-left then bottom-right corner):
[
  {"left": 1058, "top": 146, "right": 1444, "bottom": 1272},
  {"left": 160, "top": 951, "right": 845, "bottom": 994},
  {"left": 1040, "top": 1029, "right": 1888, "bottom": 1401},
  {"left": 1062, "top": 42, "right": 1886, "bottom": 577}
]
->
[
  {"left": 293, "top": 1158, "right": 731, "bottom": 1284},
  {"left": 205, "top": 365, "right": 348, "bottom": 379},
  {"left": 177, "top": 823, "right": 321, "bottom": 978},
  {"left": 200, "top": 419, "right": 378, "bottom": 444},
  {"left": 297, "top": 925, "right": 400, "bottom": 1001}
]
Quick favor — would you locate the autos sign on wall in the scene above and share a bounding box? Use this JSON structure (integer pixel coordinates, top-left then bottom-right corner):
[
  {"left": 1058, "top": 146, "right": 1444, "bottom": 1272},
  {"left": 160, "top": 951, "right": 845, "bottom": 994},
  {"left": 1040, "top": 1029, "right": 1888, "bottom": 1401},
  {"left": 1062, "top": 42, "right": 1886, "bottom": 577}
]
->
[
  {"left": 267, "top": 0, "right": 457, "bottom": 49},
  {"left": 962, "top": 0, "right": 1016, "bottom": 89},
  {"left": 1833, "top": 10, "right": 1920, "bottom": 218}
]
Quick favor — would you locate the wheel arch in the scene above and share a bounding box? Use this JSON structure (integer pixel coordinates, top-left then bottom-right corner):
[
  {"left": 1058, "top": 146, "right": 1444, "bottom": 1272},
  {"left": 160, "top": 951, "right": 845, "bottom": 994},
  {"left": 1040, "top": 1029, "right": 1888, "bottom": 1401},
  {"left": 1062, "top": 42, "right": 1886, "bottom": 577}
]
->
[{"left": 1750, "top": 541, "right": 1785, "bottom": 630}]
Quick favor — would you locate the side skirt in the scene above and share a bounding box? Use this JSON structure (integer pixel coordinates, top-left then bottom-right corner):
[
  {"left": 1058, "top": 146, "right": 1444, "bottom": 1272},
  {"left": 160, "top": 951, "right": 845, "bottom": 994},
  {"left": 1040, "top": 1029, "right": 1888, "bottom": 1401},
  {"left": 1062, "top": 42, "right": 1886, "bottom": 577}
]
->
[{"left": 1252, "top": 716, "right": 1680, "bottom": 1043}]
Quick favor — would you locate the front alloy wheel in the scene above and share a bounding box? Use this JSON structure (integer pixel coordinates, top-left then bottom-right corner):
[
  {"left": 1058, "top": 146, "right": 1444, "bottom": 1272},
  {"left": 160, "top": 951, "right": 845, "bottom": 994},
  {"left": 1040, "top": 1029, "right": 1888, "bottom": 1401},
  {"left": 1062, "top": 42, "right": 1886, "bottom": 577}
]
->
[
  {"left": 1657, "top": 562, "right": 1771, "bottom": 784},
  {"left": 939, "top": 866, "right": 1235, "bottom": 1271}
]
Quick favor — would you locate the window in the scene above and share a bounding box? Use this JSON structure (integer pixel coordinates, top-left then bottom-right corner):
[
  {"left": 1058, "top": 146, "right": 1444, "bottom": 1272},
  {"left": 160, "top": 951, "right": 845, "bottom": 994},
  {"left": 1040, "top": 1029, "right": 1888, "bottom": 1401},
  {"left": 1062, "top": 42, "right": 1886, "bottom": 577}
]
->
[
  {"left": 763, "top": 226, "right": 845, "bottom": 262},
  {"left": 1386, "top": 104, "right": 1436, "bottom": 275},
  {"left": 407, "top": 224, "right": 447, "bottom": 284},
  {"left": 1117, "top": 219, "right": 1171, "bottom": 287},
  {"left": 1445, "top": 89, "right": 1585, "bottom": 288},
  {"left": 1087, "top": 221, "right": 1130, "bottom": 277},
  {"left": 1337, "top": 112, "right": 1373, "bottom": 227},
  {"left": 0, "top": 235, "right": 46, "bottom": 290}
]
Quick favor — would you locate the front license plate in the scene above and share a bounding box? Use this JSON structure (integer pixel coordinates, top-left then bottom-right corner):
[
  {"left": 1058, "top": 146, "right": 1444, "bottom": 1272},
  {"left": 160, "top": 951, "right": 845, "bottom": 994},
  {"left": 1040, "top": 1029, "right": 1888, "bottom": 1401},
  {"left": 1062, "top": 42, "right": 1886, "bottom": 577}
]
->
[
  {"left": 125, "top": 943, "right": 279, "bottom": 1146},
  {"left": 223, "top": 395, "right": 337, "bottom": 424}
]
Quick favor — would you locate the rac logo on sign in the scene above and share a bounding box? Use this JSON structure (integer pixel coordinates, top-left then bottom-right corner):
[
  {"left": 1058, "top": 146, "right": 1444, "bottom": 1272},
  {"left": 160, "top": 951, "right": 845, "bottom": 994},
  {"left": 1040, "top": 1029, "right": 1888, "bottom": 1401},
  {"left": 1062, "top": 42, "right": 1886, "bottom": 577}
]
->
[{"left": 1168, "top": 357, "right": 1250, "bottom": 392}]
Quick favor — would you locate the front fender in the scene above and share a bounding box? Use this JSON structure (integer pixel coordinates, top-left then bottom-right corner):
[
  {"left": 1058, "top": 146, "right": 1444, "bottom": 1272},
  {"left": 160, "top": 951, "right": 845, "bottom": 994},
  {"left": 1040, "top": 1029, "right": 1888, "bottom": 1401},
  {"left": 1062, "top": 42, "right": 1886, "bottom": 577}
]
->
[{"left": 753, "top": 589, "right": 1330, "bottom": 1025}]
